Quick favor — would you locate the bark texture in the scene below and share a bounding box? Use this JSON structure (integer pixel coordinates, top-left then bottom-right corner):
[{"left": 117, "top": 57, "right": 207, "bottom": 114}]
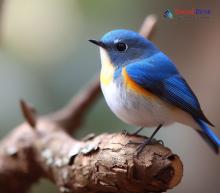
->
[{"left": 0, "top": 120, "right": 183, "bottom": 193}]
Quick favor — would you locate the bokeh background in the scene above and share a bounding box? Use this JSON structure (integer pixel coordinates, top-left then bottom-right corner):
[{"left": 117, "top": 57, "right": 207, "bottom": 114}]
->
[{"left": 0, "top": 0, "right": 219, "bottom": 192}]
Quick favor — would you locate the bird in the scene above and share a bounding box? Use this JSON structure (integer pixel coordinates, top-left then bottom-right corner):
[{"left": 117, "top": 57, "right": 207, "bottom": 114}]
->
[{"left": 89, "top": 29, "right": 220, "bottom": 154}]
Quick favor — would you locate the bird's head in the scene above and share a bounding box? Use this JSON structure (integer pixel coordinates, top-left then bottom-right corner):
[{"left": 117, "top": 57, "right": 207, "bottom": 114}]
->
[{"left": 89, "top": 29, "right": 159, "bottom": 68}]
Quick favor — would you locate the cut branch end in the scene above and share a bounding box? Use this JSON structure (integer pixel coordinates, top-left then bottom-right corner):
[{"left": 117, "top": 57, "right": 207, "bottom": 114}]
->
[{"left": 20, "top": 99, "right": 37, "bottom": 128}]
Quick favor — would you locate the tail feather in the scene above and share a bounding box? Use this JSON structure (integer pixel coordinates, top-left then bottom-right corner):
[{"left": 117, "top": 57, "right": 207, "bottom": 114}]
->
[{"left": 195, "top": 119, "right": 220, "bottom": 154}]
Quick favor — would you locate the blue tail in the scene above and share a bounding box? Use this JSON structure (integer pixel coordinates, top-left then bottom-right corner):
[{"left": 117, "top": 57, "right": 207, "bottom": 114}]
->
[{"left": 195, "top": 119, "right": 220, "bottom": 154}]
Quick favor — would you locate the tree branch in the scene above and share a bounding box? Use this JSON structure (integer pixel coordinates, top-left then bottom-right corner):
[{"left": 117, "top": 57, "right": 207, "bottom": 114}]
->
[
  {"left": 0, "top": 118, "right": 182, "bottom": 193},
  {"left": 0, "top": 15, "right": 183, "bottom": 193}
]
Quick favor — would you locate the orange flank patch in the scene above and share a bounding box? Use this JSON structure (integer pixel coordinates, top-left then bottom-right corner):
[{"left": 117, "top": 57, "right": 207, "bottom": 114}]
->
[{"left": 122, "top": 67, "right": 156, "bottom": 100}]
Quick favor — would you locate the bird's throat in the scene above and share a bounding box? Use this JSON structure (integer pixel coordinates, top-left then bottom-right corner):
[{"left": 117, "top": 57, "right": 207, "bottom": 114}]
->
[{"left": 100, "top": 48, "right": 115, "bottom": 86}]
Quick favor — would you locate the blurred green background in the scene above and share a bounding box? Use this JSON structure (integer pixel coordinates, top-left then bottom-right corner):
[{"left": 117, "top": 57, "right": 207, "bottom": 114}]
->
[{"left": 0, "top": 0, "right": 219, "bottom": 192}]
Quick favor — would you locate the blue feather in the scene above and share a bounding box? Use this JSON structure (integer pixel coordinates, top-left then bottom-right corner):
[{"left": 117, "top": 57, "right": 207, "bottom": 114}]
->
[
  {"left": 126, "top": 52, "right": 213, "bottom": 126},
  {"left": 195, "top": 119, "right": 220, "bottom": 153}
]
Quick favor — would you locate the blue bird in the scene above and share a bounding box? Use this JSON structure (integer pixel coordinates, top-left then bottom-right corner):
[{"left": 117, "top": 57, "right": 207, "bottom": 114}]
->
[{"left": 89, "top": 29, "right": 220, "bottom": 154}]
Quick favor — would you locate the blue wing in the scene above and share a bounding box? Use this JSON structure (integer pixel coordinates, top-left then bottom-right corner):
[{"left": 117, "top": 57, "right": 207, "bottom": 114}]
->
[{"left": 125, "top": 52, "right": 213, "bottom": 126}]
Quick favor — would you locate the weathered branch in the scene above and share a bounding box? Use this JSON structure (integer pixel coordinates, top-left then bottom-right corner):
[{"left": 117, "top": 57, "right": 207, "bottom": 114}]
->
[
  {"left": 0, "top": 15, "right": 183, "bottom": 193},
  {"left": 0, "top": 118, "right": 182, "bottom": 193},
  {"left": 139, "top": 14, "right": 157, "bottom": 38}
]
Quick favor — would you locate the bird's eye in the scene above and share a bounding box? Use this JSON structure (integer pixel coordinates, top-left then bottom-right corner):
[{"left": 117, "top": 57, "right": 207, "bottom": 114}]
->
[{"left": 116, "top": 42, "right": 128, "bottom": 52}]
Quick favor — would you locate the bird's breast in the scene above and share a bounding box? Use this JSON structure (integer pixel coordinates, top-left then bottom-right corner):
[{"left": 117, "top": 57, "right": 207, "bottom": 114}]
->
[{"left": 100, "top": 73, "right": 174, "bottom": 127}]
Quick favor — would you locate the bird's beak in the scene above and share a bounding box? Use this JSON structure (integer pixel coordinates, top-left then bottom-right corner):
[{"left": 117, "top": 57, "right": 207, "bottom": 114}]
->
[{"left": 89, "top": 39, "right": 106, "bottom": 49}]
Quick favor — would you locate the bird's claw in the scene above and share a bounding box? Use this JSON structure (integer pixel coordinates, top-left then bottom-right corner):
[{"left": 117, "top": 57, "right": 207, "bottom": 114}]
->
[
  {"left": 121, "top": 129, "right": 128, "bottom": 135},
  {"left": 135, "top": 143, "right": 148, "bottom": 156},
  {"left": 126, "top": 139, "right": 149, "bottom": 156},
  {"left": 156, "top": 139, "right": 164, "bottom": 145},
  {"left": 126, "top": 138, "right": 163, "bottom": 157}
]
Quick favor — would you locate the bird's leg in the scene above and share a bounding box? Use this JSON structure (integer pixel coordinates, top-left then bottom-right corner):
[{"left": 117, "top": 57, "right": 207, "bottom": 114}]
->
[
  {"left": 131, "top": 127, "right": 144, "bottom": 135},
  {"left": 136, "top": 124, "right": 163, "bottom": 155},
  {"left": 127, "top": 124, "right": 163, "bottom": 156},
  {"left": 122, "top": 127, "right": 144, "bottom": 136}
]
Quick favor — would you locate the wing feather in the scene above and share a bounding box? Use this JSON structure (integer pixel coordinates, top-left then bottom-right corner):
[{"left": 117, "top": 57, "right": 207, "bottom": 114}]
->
[{"left": 125, "top": 52, "right": 213, "bottom": 126}]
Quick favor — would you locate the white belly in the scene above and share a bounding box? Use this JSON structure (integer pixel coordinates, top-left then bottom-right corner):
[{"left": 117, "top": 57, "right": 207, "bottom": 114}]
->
[{"left": 101, "top": 81, "right": 176, "bottom": 127}]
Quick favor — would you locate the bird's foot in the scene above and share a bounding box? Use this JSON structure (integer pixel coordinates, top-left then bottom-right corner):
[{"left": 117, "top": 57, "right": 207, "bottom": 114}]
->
[
  {"left": 131, "top": 127, "right": 144, "bottom": 135},
  {"left": 136, "top": 138, "right": 151, "bottom": 156},
  {"left": 156, "top": 139, "right": 164, "bottom": 146},
  {"left": 127, "top": 138, "right": 163, "bottom": 156},
  {"left": 121, "top": 129, "right": 129, "bottom": 135},
  {"left": 126, "top": 124, "right": 163, "bottom": 156}
]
